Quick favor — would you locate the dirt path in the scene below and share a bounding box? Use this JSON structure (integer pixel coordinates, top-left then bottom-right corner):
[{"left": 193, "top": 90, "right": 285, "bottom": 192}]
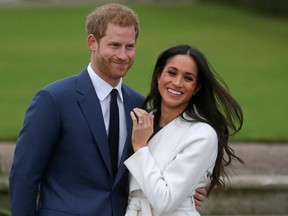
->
[{"left": 1, "top": 142, "right": 288, "bottom": 177}]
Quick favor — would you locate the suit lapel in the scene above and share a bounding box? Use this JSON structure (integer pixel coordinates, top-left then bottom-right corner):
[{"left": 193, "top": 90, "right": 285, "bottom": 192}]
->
[{"left": 76, "top": 69, "right": 113, "bottom": 177}]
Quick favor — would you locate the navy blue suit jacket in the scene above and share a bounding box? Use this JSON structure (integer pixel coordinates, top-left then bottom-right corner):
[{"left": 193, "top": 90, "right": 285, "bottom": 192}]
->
[{"left": 9, "top": 69, "right": 145, "bottom": 216}]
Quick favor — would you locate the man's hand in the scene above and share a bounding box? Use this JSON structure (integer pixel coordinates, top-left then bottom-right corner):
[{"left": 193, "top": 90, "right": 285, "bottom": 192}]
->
[{"left": 193, "top": 187, "right": 207, "bottom": 212}]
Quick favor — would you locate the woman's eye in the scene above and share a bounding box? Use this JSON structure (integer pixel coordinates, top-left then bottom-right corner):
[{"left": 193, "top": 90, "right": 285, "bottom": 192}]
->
[
  {"left": 168, "top": 71, "right": 176, "bottom": 76},
  {"left": 184, "top": 76, "right": 193, "bottom": 81}
]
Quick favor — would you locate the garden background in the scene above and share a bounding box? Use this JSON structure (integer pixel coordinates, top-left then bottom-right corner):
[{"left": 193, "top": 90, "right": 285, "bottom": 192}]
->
[
  {"left": 0, "top": 1, "right": 287, "bottom": 142},
  {"left": 1, "top": 1, "right": 288, "bottom": 215}
]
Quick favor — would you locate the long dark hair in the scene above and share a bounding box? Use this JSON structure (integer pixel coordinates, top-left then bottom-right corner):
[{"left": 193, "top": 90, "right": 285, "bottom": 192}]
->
[{"left": 144, "top": 44, "right": 244, "bottom": 195}]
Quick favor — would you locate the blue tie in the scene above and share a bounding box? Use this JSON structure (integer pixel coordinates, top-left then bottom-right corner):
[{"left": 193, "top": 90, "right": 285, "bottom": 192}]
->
[{"left": 108, "top": 89, "right": 119, "bottom": 179}]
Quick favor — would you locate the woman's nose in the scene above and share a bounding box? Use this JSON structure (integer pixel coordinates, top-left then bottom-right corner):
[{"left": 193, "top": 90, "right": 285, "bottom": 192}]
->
[{"left": 173, "top": 76, "right": 183, "bottom": 86}]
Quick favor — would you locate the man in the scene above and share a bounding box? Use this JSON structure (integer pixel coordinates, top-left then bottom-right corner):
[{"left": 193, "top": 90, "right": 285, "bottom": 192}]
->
[{"left": 9, "top": 3, "right": 205, "bottom": 216}]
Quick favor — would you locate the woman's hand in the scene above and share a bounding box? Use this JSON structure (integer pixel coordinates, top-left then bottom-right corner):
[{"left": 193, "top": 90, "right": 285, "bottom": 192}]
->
[{"left": 130, "top": 108, "right": 154, "bottom": 152}]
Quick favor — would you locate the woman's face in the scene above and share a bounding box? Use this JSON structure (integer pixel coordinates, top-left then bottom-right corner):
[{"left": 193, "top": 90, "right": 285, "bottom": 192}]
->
[{"left": 157, "top": 54, "right": 200, "bottom": 113}]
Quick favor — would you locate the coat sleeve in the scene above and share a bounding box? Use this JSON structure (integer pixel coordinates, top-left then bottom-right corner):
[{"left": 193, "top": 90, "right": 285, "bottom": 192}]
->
[
  {"left": 9, "top": 89, "right": 61, "bottom": 215},
  {"left": 124, "top": 124, "right": 218, "bottom": 216}
]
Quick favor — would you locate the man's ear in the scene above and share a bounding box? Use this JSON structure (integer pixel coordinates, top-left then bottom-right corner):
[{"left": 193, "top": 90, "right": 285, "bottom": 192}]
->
[{"left": 87, "top": 34, "right": 98, "bottom": 52}]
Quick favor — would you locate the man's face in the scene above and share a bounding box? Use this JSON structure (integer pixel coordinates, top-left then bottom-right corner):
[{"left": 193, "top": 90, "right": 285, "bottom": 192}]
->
[{"left": 89, "top": 23, "right": 136, "bottom": 87}]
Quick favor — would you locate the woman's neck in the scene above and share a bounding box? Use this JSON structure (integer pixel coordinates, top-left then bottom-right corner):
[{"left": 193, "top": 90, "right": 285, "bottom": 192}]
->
[{"left": 159, "top": 106, "right": 184, "bottom": 127}]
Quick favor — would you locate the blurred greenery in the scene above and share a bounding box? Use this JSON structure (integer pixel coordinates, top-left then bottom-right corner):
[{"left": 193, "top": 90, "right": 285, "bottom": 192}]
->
[
  {"left": 0, "top": 207, "right": 10, "bottom": 216},
  {"left": 0, "top": 2, "right": 287, "bottom": 142},
  {"left": 202, "top": 0, "right": 288, "bottom": 16}
]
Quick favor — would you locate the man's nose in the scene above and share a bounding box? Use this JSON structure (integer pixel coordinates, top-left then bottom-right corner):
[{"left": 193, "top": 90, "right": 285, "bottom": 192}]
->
[{"left": 116, "top": 47, "right": 128, "bottom": 59}]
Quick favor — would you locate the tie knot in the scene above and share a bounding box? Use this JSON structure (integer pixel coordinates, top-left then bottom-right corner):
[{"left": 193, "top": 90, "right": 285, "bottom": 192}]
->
[{"left": 111, "top": 89, "right": 118, "bottom": 99}]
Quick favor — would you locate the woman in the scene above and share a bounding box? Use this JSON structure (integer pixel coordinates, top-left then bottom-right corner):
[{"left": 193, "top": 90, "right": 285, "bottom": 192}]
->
[{"left": 124, "top": 44, "right": 243, "bottom": 216}]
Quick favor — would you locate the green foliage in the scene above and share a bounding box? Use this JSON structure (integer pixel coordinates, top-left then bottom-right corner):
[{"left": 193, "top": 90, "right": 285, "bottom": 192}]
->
[
  {"left": 203, "top": 0, "right": 288, "bottom": 16},
  {"left": 0, "top": 207, "right": 10, "bottom": 216},
  {"left": 0, "top": 2, "right": 287, "bottom": 141}
]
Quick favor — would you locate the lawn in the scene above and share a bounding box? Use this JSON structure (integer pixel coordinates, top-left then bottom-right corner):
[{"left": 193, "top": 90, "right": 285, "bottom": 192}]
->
[{"left": 0, "top": 2, "right": 287, "bottom": 142}]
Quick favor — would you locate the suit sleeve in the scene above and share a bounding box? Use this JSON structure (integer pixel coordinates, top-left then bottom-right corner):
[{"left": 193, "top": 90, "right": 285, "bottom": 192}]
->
[
  {"left": 124, "top": 124, "right": 218, "bottom": 216},
  {"left": 9, "top": 89, "right": 61, "bottom": 216}
]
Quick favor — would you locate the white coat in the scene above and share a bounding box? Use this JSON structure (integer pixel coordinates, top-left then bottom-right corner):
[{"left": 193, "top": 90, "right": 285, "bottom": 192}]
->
[{"left": 124, "top": 113, "right": 218, "bottom": 216}]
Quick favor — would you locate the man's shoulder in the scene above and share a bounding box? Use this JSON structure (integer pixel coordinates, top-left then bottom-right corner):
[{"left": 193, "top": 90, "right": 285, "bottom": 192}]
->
[
  {"left": 122, "top": 84, "right": 145, "bottom": 107},
  {"left": 122, "top": 84, "right": 144, "bottom": 99},
  {"left": 43, "top": 69, "right": 87, "bottom": 92}
]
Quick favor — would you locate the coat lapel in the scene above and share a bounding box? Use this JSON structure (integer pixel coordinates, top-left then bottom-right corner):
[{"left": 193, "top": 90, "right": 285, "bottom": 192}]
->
[
  {"left": 115, "top": 85, "right": 139, "bottom": 183},
  {"left": 76, "top": 69, "right": 113, "bottom": 177}
]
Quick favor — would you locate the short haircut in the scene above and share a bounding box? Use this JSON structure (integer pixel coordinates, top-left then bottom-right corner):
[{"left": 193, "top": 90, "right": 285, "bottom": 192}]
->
[{"left": 86, "top": 3, "right": 140, "bottom": 41}]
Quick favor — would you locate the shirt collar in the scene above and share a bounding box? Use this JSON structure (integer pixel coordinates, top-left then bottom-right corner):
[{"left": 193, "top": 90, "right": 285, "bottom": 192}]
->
[{"left": 87, "top": 63, "right": 124, "bottom": 102}]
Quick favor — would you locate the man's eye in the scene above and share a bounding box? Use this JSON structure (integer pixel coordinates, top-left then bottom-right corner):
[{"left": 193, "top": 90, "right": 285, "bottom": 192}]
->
[
  {"left": 111, "top": 44, "right": 119, "bottom": 48},
  {"left": 126, "top": 45, "right": 135, "bottom": 50}
]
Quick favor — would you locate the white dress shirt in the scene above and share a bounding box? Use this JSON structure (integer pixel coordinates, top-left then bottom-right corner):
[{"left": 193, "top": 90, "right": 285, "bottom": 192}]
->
[{"left": 87, "top": 63, "right": 127, "bottom": 165}]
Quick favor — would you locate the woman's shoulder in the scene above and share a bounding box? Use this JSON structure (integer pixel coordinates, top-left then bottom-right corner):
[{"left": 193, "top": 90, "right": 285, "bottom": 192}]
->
[
  {"left": 193, "top": 121, "right": 216, "bottom": 136},
  {"left": 181, "top": 114, "right": 217, "bottom": 142}
]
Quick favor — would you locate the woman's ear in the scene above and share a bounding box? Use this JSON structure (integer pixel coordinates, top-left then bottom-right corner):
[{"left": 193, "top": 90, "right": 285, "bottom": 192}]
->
[
  {"left": 157, "top": 74, "right": 160, "bottom": 83},
  {"left": 194, "top": 84, "right": 202, "bottom": 95}
]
